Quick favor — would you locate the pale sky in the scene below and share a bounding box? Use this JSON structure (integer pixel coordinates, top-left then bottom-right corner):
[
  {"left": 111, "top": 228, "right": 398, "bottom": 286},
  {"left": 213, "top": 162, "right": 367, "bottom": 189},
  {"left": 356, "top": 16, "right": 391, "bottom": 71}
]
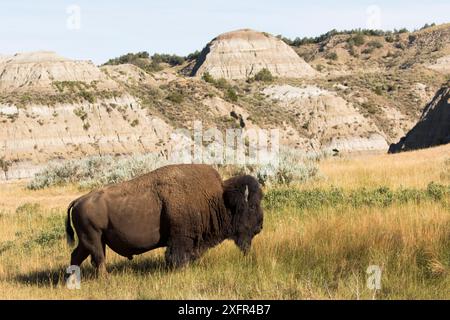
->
[{"left": 0, "top": 0, "right": 449, "bottom": 64}]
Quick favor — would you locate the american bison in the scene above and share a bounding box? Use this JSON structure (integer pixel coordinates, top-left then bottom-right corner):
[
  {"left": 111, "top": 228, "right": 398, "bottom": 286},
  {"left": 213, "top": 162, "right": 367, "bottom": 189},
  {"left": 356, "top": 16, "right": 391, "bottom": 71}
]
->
[{"left": 66, "top": 164, "right": 263, "bottom": 275}]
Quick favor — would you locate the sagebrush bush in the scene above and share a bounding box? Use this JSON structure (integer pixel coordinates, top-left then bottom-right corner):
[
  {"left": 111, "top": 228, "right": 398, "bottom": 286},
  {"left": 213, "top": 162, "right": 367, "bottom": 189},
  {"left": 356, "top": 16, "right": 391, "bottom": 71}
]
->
[
  {"left": 28, "top": 148, "right": 322, "bottom": 190},
  {"left": 218, "top": 148, "right": 323, "bottom": 187},
  {"left": 28, "top": 154, "right": 167, "bottom": 190}
]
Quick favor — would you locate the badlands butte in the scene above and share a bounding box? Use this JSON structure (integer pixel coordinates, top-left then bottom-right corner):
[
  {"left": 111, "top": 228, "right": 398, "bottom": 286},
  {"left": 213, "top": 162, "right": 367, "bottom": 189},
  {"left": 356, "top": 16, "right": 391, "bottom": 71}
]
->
[{"left": 1, "top": 25, "right": 450, "bottom": 180}]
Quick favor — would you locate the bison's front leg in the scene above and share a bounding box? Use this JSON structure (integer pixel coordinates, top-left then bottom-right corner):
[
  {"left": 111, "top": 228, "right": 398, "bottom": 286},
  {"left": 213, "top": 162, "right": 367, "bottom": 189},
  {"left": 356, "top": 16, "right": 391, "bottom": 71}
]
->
[{"left": 165, "top": 236, "right": 200, "bottom": 268}]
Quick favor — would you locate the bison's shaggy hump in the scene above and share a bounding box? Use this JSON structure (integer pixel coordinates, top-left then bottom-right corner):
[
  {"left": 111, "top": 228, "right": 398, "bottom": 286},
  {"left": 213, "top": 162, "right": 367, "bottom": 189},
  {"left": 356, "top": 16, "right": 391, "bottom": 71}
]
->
[
  {"left": 66, "top": 164, "right": 264, "bottom": 274},
  {"left": 108, "top": 163, "right": 223, "bottom": 194}
]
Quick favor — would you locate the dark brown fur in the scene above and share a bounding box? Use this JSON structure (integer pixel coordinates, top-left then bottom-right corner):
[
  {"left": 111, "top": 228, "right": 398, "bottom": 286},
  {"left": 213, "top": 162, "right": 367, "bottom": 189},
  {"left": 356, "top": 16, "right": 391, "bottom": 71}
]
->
[{"left": 66, "top": 164, "right": 263, "bottom": 274}]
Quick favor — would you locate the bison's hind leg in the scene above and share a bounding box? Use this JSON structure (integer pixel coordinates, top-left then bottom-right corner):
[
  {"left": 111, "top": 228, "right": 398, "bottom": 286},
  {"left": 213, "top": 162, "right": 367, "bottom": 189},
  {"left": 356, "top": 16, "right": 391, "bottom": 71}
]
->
[
  {"left": 89, "top": 235, "right": 108, "bottom": 277},
  {"left": 74, "top": 230, "right": 108, "bottom": 277},
  {"left": 70, "top": 244, "right": 89, "bottom": 267},
  {"left": 165, "top": 237, "right": 201, "bottom": 268}
]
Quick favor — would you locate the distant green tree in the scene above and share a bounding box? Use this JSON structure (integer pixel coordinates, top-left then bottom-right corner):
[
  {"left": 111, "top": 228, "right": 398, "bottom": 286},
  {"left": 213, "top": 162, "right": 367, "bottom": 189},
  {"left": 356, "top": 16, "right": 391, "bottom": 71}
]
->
[
  {"left": 281, "top": 27, "right": 419, "bottom": 48},
  {"left": 186, "top": 50, "right": 201, "bottom": 61},
  {"left": 103, "top": 51, "right": 150, "bottom": 66},
  {"left": 102, "top": 51, "right": 186, "bottom": 73},
  {"left": 420, "top": 23, "right": 436, "bottom": 30},
  {"left": 396, "top": 28, "right": 409, "bottom": 34},
  {"left": 151, "top": 53, "right": 185, "bottom": 66}
]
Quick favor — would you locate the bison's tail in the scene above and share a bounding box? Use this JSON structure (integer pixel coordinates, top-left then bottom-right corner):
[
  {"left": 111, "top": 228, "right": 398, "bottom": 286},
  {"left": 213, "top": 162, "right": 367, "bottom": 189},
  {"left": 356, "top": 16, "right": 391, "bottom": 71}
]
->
[{"left": 66, "top": 200, "right": 76, "bottom": 246}]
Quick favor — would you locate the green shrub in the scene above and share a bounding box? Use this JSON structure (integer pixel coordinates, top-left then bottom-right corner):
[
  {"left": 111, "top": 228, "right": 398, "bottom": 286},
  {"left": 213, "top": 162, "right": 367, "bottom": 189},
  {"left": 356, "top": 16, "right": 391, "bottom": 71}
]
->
[
  {"left": 201, "top": 73, "right": 230, "bottom": 90},
  {"left": 202, "top": 72, "right": 215, "bottom": 84},
  {"left": 225, "top": 87, "right": 238, "bottom": 102},
  {"left": 362, "top": 47, "right": 374, "bottom": 55},
  {"left": 374, "top": 86, "right": 383, "bottom": 95},
  {"left": 0, "top": 241, "right": 13, "bottom": 255},
  {"left": 254, "top": 68, "right": 274, "bottom": 82},
  {"left": 32, "top": 226, "right": 64, "bottom": 246},
  {"left": 83, "top": 122, "right": 91, "bottom": 131},
  {"left": 16, "top": 203, "right": 41, "bottom": 215},
  {"left": 79, "top": 90, "right": 96, "bottom": 103},
  {"left": 53, "top": 81, "right": 89, "bottom": 93},
  {"left": 0, "top": 157, "right": 11, "bottom": 179},
  {"left": 427, "top": 182, "right": 447, "bottom": 201},
  {"left": 385, "top": 35, "right": 395, "bottom": 43},
  {"left": 264, "top": 184, "right": 449, "bottom": 211},
  {"left": 325, "top": 52, "right": 338, "bottom": 61},
  {"left": 361, "top": 102, "right": 378, "bottom": 114},
  {"left": 315, "top": 64, "right": 325, "bottom": 72},
  {"left": 215, "top": 78, "right": 229, "bottom": 89},
  {"left": 144, "top": 61, "right": 164, "bottom": 72},
  {"left": 368, "top": 40, "right": 383, "bottom": 49},
  {"left": 166, "top": 92, "right": 184, "bottom": 104},
  {"left": 349, "top": 186, "right": 394, "bottom": 207},
  {"left": 348, "top": 34, "right": 365, "bottom": 46}
]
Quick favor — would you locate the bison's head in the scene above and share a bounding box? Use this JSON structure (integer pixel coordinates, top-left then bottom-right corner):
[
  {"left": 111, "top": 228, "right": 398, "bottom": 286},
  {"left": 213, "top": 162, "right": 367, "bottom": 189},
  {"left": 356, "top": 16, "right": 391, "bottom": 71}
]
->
[{"left": 223, "top": 175, "right": 264, "bottom": 254}]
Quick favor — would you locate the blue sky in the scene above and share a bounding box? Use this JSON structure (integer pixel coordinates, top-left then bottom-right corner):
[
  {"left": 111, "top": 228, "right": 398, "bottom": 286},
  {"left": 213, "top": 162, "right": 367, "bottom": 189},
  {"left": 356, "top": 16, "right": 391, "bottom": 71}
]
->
[{"left": 0, "top": 0, "right": 449, "bottom": 64}]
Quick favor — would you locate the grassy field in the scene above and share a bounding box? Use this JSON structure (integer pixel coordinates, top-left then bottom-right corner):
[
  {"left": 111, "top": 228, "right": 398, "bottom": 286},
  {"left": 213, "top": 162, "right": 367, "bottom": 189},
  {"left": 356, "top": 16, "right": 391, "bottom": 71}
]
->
[{"left": 0, "top": 145, "right": 449, "bottom": 299}]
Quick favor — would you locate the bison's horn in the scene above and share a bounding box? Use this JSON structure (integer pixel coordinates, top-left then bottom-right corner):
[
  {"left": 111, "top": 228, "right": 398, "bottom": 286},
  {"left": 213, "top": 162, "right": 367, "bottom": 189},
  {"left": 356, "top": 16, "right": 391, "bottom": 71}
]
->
[{"left": 244, "top": 185, "right": 249, "bottom": 202}]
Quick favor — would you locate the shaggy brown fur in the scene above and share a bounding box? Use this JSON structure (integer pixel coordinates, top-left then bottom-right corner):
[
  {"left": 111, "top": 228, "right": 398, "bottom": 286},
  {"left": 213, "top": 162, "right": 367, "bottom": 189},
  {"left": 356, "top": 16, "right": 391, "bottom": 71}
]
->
[{"left": 66, "top": 164, "right": 263, "bottom": 274}]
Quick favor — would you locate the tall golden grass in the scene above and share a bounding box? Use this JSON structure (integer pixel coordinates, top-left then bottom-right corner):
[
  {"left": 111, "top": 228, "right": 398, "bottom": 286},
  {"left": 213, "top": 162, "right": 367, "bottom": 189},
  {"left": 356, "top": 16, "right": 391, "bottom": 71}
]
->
[{"left": 0, "top": 144, "right": 449, "bottom": 299}]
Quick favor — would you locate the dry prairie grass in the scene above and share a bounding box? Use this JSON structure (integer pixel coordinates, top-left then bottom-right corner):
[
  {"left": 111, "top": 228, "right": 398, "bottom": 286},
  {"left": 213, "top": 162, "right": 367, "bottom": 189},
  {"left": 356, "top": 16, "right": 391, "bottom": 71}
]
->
[
  {"left": 312, "top": 144, "right": 450, "bottom": 189},
  {"left": 0, "top": 144, "right": 449, "bottom": 299}
]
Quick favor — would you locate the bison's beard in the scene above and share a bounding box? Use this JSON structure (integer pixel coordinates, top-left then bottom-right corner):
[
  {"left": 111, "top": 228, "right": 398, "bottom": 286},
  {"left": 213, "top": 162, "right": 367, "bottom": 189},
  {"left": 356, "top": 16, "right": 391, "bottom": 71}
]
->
[{"left": 234, "top": 236, "right": 252, "bottom": 255}]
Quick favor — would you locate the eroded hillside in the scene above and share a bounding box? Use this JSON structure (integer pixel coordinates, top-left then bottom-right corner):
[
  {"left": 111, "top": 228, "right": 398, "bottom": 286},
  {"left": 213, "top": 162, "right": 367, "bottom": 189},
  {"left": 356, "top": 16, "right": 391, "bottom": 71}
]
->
[{"left": 1, "top": 25, "right": 449, "bottom": 180}]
